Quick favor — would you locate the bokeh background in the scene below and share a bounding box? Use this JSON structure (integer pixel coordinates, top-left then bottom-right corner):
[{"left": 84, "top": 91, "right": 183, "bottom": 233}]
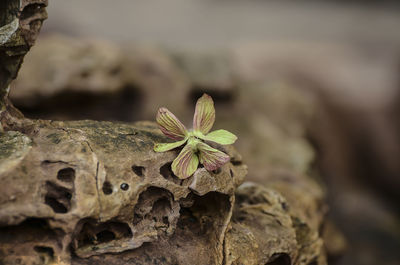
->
[{"left": 9, "top": 1, "right": 400, "bottom": 264}]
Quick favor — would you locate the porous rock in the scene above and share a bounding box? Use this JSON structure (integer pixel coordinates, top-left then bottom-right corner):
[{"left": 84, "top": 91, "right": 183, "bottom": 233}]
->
[
  {"left": 225, "top": 176, "right": 328, "bottom": 265},
  {"left": 0, "top": 119, "right": 247, "bottom": 264}
]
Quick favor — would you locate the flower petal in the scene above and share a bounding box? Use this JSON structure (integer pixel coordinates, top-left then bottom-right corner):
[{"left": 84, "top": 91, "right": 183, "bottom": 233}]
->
[
  {"left": 154, "top": 139, "right": 187, "bottom": 152},
  {"left": 171, "top": 144, "right": 199, "bottom": 179},
  {"left": 156, "top": 107, "right": 188, "bottom": 140},
  {"left": 204, "top": 129, "right": 237, "bottom": 145},
  {"left": 193, "top": 93, "right": 215, "bottom": 134},
  {"left": 197, "top": 142, "right": 230, "bottom": 171}
]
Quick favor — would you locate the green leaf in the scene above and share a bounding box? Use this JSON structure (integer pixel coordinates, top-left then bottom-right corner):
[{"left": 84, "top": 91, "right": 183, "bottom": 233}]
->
[
  {"left": 204, "top": 129, "right": 237, "bottom": 145},
  {"left": 197, "top": 142, "right": 230, "bottom": 171},
  {"left": 156, "top": 107, "right": 188, "bottom": 140},
  {"left": 171, "top": 144, "right": 199, "bottom": 179},
  {"left": 154, "top": 139, "right": 187, "bottom": 152},
  {"left": 193, "top": 94, "right": 215, "bottom": 134}
]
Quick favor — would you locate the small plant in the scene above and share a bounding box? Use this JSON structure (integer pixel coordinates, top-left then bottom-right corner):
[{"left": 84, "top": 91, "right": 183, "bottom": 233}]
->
[{"left": 154, "top": 94, "right": 237, "bottom": 179}]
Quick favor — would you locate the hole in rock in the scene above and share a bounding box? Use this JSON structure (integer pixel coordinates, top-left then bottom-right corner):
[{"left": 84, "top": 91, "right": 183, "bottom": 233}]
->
[
  {"left": 96, "top": 230, "right": 116, "bottom": 243},
  {"left": 20, "top": 218, "right": 49, "bottom": 229},
  {"left": 152, "top": 198, "right": 171, "bottom": 212},
  {"left": 74, "top": 220, "right": 132, "bottom": 250},
  {"left": 14, "top": 84, "right": 143, "bottom": 122},
  {"left": 57, "top": 168, "right": 75, "bottom": 182},
  {"left": 102, "top": 181, "right": 113, "bottom": 195},
  {"left": 44, "top": 181, "right": 72, "bottom": 213},
  {"left": 162, "top": 216, "right": 169, "bottom": 225},
  {"left": 132, "top": 165, "right": 145, "bottom": 177},
  {"left": 266, "top": 253, "right": 291, "bottom": 265},
  {"left": 33, "top": 246, "right": 54, "bottom": 259},
  {"left": 177, "top": 192, "right": 230, "bottom": 236},
  {"left": 20, "top": 3, "right": 44, "bottom": 20},
  {"left": 177, "top": 207, "right": 198, "bottom": 231},
  {"left": 160, "top": 163, "right": 181, "bottom": 185},
  {"left": 0, "top": 218, "right": 61, "bottom": 260},
  {"left": 231, "top": 160, "right": 242, "bottom": 166},
  {"left": 132, "top": 186, "right": 179, "bottom": 235},
  {"left": 45, "top": 196, "right": 67, "bottom": 213}
]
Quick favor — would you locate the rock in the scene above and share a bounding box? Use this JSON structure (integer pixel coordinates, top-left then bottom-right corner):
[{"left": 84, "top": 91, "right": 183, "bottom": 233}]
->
[
  {"left": 0, "top": 115, "right": 331, "bottom": 265},
  {"left": 225, "top": 174, "right": 328, "bottom": 265},
  {"left": 0, "top": 0, "right": 48, "bottom": 110},
  {"left": 0, "top": 120, "right": 247, "bottom": 264},
  {"left": 10, "top": 36, "right": 191, "bottom": 122},
  {"left": 11, "top": 35, "right": 125, "bottom": 102},
  {"left": 266, "top": 173, "right": 327, "bottom": 265},
  {"left": 225, "top": 182, "right": 298, "bottom": 265},
  {"left": 0, "top": 131, "right": 32, "bottom": 175}
]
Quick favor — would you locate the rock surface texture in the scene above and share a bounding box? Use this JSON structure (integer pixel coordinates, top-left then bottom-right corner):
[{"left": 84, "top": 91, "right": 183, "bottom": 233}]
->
[
  {"left": 0, "top": 0, "right": 48, "bottom": 111},
  {"left": 0, "top": 119, "right": 247, "bottom": 264},
  {"left": 0, "top": 117, "right": 330, "bottom": 265}
]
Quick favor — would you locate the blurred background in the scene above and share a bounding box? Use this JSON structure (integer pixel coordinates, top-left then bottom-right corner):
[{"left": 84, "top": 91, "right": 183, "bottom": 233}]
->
[{"left": 9, "top": 0, "right": 400, "bottom": 264}]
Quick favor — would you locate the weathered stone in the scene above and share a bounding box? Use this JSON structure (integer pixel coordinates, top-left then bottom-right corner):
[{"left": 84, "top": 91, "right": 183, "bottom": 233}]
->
[
  {"left": 11, "top": 35, "right": 124, "bottom": 101},
  {"left": 225, "top": 179, "right": 328, "bottom": 265},
  {"left": 10, "top": 37, "right": 191, "bottom": 122},
  {"left": 0, "top": 0, "right": 48, "bottom": 111},
  {"left": 266, "top": 172, "right": 328, "bottom": 265},
  {"left": 225, "top": 182, "right": 297, "bottom": 265},
  {"left": 0, "top": 120, "right": 247, "bottom": 264},
  {"left": 0, "top": 130, "right": 32, "bottom": 175}
]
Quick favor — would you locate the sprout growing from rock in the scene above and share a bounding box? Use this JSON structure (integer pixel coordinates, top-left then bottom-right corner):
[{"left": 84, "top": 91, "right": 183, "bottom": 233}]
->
[{"left": 154, "top": 93, "right": 237, "bottom": 179}]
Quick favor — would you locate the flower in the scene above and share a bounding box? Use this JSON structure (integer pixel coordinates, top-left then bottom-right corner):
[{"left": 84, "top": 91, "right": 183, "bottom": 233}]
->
[{"left": 154, "top": 93, "right": 237, "bottom": 179}]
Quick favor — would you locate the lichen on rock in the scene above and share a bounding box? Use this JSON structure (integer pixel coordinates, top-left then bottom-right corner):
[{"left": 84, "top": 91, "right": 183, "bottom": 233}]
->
[{"left": 0, "top": 130, "right": 32, "bottom": 175}]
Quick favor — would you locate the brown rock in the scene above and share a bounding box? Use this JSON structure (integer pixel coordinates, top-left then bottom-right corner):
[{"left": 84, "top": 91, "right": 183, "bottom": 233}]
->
[
  {"left": 0, "top": 120, "right": 247, "bottom": 264},
  {"left": 10, "top": 36, "right": 191, "bottom": 122},
  {"left": 226, "top": 177, "right": 328, "bottom": 265},
  {"left": 225, "top": 182, "right": 298, "bottom": 265}
]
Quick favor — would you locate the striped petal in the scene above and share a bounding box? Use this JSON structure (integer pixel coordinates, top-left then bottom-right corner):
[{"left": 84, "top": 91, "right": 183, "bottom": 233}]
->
[
  {"left": 156, "top": 107, "right": 188, "bottom": 140},
  {"left": 171, "top": 144, "right": 199, "bottom": 179},
  {"left": 197, "top": 142, "right": 230, "bottom": 171},
  {"left": 154, "top": 139, "right": 187, "bottom": 152},
  {"left": 203, "top": 129, "right": 237, "bottom": 145},
  {"left": 193, "top": 94, "right": 215, "bottom": 134}
]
